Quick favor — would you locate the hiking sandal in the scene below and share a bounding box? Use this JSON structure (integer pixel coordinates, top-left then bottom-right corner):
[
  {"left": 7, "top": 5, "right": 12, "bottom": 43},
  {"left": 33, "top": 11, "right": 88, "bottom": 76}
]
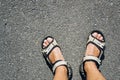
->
[
  {"left": 41, "top": 36, "right": 73, "bottom": 80},
  {"left": 79, "top": 30, "right": 105, "bottom": 80}
]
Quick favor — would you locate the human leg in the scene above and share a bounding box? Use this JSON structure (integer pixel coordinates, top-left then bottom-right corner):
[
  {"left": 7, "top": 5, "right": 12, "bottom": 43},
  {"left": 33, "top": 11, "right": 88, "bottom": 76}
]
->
[
  {"left": 84, "top": 41, "right": 106, "bottom": 80},
  {"left": 80, "top": 30, "right": 106, "bottom": 80},
  {"left": 42, "top": 37, "right": 72, "bottom": 80}
]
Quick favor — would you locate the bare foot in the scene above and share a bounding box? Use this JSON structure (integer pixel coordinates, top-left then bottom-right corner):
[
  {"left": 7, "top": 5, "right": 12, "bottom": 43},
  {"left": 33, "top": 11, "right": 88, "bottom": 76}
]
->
[
  {"left": 84, "top": 32, "right": 104, "bottom": 71},
  {"left": 42, "top": 37, "right": 67, "bottom": 72}
]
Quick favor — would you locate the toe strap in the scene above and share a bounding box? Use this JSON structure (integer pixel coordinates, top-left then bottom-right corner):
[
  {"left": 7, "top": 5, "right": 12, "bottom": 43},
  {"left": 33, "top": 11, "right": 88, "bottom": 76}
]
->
[
  {"left": 53, "top": 60, "right": 67, "bottom": 73},
  {"left": 42, "top": 39, "right": 58, "bottom": 56},
  {"left": 87, "top": 35, "right": 105, "bottom": 49},
  {"left": 83, "top": 56, "right": 101, "bottom": 65}
]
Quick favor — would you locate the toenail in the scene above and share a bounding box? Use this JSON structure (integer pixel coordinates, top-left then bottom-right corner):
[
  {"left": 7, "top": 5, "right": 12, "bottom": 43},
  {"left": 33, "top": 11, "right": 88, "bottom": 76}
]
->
[
  {"left": 47, "top": 38, "right": 53, "bottom": 43},
  {"left": 44, "top": 40, "right": 47, "bottom": 43},
  {"left": 98, "top": 34, "right": 101, "bottom": 38},
  {"left": 43, "top": 43, "right": 47, "bottom": 47},
  {"left": 92, "top": 32, "right": 98, "bottom": 37},
  {"left": 100, "top": 37, "right": 103, "bottom": 41}
]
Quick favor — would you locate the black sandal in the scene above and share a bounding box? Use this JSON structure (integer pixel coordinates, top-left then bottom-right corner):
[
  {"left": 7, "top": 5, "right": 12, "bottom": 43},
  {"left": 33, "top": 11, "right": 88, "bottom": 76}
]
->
[
  {"left": 79, "top": 30, "right": 105, "bottom": 80},
  {"left": 41, "top": 36, "right": 73, "bottom": 80}
]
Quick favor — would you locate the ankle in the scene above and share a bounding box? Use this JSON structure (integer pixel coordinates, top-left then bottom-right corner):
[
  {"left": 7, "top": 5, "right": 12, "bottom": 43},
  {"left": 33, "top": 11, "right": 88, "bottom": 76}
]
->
[
  {"left": 84, "top": 61, "right": 98, "bottom": 72},
  {"left": 55, "top": 66, "right": 67, "bottom": 73}
]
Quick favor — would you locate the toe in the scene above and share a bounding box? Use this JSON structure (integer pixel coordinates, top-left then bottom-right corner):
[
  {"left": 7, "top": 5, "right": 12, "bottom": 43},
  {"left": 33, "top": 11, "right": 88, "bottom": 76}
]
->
[
  {"left": 47, "top": 37, "right": 53, "bottom": 43},
  {"left": 42, "top": 37, "right": 53, "bottom": 48},
  {"left": 43, "top": 43, "right": 47, "bottom": 48},
  {"left": 92, "top": 32, "right": 104, "bottom": 41},
  {"left": 44, "top": 40, "right": 49, "bottom": 45},
  {"left": 99, "top": 36, "right": 103, "bottom": 41},
  {"left": 43, "top": 40, "right": 49, "bottom": 48},
  {"left": 97, "top": 34, "right": 101, "bottom": 38},
  {"left": 97, "top": 34, "right": 103, "bottom": 41},
  {"left": 92, "top": 32, "right": 98, "bottom": 38}
]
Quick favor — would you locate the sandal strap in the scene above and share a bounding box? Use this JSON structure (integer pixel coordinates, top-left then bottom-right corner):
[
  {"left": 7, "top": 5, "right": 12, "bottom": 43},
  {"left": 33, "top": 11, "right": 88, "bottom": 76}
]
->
[
  {"left": 87, "top": 35, "right": 105, "bottom": 49},
  {"left": 53, "top": 60, "right": 67, "bottom": 73},
  {"left": 53, "top": 60, "right": 73, "bottom": 80},
  {"left": 42, "top": 39, "right": 58, "bottom": 56},
  {"left": 41, "top": 36, "right": 73, "bottom": 80},
  {"left": 83, "top": 56, "right": 101, "bottom": 65},
  {"left": 79, "top": 30, "right": 106, "bottom": 80},
  {"left": 42, "top": 39, "right": 59, "bottom": 65}
]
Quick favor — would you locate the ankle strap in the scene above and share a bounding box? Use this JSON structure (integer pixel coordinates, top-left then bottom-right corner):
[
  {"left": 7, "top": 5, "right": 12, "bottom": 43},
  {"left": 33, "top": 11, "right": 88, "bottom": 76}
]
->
[
  {"left": 83, "top": 56, "right": 101, "bottom": 65},
  {"left": 53, "top": 60, "right": 67, "bottom": 73}
]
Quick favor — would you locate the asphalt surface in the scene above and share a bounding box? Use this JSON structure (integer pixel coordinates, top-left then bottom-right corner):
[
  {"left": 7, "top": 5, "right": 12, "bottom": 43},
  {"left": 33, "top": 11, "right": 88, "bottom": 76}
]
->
[{"left": 0, "top": 0, "right": 120, "bottom": 80}]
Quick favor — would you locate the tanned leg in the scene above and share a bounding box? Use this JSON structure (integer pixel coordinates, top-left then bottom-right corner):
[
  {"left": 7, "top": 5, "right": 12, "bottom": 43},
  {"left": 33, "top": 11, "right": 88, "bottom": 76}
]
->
[
  {"left": 84, "top": 32, "right": 106, "bottom": 80},
  {"left": 43, "top": 38, "right": 68, "bottom": 80}
]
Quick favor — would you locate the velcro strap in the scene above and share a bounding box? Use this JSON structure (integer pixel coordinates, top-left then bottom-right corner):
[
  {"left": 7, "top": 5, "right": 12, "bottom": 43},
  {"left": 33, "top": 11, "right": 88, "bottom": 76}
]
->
[
  {"left": 87, "top": 35, "right": 105, "bottom": 49},
  {"left": 83, "top": 56, "right": 101, "bottom": 65},
  {"left": 42, "top": 39, "right": 58, "bottom": 55},
  {"left": 53, "top": 61, "right": 67, "bottom": 73}
]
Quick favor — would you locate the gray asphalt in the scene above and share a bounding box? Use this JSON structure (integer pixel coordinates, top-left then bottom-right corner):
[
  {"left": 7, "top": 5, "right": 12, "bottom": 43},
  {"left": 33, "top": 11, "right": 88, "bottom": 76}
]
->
[{"left": 0, "top": 0, "right": 120, "bottom": 80}]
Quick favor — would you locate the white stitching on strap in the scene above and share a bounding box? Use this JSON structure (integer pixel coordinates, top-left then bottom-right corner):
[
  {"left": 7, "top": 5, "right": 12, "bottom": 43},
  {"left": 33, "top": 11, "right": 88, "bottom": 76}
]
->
[
  {"left": 87, "top": 35, "right": 105, "bottom": 49},
  {"left": 83, "top": 56, "right": 101, "bottom": 65},
  {"left": 53, "top": 61, "right": 67, "bottom": 73}
]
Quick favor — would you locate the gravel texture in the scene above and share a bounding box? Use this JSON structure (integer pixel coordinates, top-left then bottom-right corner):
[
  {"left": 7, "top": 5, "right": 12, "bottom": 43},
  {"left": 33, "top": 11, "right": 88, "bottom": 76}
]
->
[{"left": 0, "top": 0, "right": 120, "bottom": 80}]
